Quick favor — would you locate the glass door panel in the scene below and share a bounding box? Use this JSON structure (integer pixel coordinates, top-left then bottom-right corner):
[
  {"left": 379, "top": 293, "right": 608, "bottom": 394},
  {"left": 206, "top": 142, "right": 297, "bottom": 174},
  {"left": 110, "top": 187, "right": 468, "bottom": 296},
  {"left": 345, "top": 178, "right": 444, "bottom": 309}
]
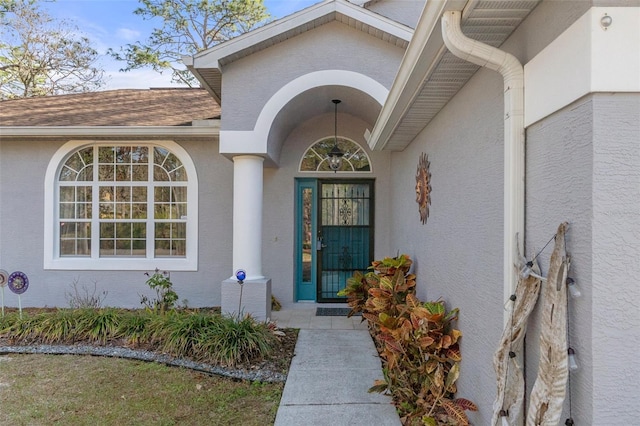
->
[{"left": 295, "top": 180, "right": 316, "bottom": 301}]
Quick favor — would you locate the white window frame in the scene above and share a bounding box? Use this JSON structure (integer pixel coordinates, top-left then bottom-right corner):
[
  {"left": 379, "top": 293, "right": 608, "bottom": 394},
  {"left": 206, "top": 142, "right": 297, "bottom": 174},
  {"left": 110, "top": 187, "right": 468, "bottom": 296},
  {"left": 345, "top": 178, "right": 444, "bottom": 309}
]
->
[
  {"left": 44, "top": 140, "right": 198, "bottom": 271},
  {"left": 298, "top": 136, "right": 373, "bottom": 173}
]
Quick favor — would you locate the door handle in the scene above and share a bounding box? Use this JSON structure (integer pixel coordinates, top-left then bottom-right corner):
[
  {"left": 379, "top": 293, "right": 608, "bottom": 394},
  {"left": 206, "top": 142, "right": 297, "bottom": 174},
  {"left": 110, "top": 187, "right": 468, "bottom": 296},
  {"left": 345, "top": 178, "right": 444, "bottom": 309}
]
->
[{"left": 317, "top": 232, "right": 327, "bottom": 250}]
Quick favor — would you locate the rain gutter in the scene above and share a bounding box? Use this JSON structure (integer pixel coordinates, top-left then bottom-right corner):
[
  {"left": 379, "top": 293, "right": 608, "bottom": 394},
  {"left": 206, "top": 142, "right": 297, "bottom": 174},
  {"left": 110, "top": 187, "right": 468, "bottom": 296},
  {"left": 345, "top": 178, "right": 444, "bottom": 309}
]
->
[
  {"left": 441, "top": 10, "right": 525, "bottom": 324},
  {"left": 0, "top": 125, "right": 219, "bottom": 138}
]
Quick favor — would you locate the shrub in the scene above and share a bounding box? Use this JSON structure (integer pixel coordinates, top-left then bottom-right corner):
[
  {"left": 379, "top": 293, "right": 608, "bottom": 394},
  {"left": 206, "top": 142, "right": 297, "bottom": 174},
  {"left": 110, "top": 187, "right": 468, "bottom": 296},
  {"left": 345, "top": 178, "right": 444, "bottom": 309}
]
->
[
  {"left": 340, "top": 254, "right": 477, "bottom": 426},
  {"left": 65, "top": 279, "right": 108, "bottom": 309},
  {"left": 140, "top": 269, "right": 179, "bottom": 314}
]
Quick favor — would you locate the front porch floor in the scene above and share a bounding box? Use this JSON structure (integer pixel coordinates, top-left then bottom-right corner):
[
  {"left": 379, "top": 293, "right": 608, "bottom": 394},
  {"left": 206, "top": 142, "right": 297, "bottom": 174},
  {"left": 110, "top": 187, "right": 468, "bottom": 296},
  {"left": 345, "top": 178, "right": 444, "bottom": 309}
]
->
[{"left": 270, "top": 302, "right": 369, "bottom": 330}]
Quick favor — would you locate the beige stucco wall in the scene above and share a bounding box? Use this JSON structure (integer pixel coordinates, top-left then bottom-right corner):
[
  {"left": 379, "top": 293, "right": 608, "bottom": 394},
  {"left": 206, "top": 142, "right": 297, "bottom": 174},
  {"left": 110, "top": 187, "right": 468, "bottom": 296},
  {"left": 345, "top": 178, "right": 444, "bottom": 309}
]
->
[
  {"left": 525, "top": 96, "right": 595, "bottom": 423},
  {"left": 515, "top": 2, "right": 639, "bottom": 423},
  {"left": 590, "top": 93, "right": 640, "bottom": 423},
  {"left": 526, "top": 92, "right": 640, "bottom": 424},
  {"left": 0, "top": 137, "right": 232, "bottom": 309},
  {"left": 385, "top": 0, "right": 640, "bottom": 422},
  {"left": 388, "top": 65, "right": 505, "bottom": 423},
  {"left": 220, "top": 20, "right": 406, "bottom": 131}
]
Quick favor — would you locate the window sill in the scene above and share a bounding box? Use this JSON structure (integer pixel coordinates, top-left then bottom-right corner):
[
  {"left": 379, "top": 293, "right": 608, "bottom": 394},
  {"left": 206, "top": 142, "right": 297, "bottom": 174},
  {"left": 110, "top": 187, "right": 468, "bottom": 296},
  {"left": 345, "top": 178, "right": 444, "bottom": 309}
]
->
[{"left": 44, "top": 257, "right": 197, "bottom": 272}]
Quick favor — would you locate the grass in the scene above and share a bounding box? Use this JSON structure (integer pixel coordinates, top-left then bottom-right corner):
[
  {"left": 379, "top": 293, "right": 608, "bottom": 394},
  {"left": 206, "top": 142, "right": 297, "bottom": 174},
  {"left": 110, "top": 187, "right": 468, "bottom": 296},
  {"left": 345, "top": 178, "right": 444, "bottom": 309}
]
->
[
  {"left": 0, "top": 308, "right": 279, "bottom": 367},
  {"left": 0, "top": 308, "right": 296, "bottom": 424},
  {"left": 0, "top": 354, "right": 283, "bottom": 425}
]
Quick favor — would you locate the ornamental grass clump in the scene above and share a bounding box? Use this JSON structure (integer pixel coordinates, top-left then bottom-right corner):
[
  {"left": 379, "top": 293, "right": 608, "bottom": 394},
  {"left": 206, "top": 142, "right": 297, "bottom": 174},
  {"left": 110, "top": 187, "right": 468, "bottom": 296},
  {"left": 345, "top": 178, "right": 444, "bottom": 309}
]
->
[
  {"left": 339, "top": 254, "right": 477, "bottom": 426},
  {"left": 206, "top": 315, "right": 276, "bottom": 366},
  {"left": 0, "top": 308, "right": 276, "bottom": 367}
]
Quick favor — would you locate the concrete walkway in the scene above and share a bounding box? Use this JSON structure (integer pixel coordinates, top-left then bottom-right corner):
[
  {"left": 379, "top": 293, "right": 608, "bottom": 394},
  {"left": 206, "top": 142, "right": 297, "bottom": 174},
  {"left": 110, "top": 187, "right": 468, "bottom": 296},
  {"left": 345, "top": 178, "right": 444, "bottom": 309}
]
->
[{"left": 272, "top": 304, "right": 401, "bottom": 426}]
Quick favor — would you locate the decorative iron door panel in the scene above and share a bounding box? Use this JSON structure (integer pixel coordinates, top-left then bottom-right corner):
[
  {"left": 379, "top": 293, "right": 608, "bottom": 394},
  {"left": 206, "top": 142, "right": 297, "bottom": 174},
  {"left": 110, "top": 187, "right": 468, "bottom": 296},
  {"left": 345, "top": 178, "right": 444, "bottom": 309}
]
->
[{"left": 317, "top": 180, "right": 374, "bottom": 302}]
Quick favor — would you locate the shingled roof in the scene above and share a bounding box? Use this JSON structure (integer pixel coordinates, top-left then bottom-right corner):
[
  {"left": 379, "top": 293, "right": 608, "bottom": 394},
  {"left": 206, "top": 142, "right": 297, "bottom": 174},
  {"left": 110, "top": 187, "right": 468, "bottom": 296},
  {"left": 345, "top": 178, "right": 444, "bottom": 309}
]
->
[{"left": 0, "top": 88, "right": 220, "bottom": 127}]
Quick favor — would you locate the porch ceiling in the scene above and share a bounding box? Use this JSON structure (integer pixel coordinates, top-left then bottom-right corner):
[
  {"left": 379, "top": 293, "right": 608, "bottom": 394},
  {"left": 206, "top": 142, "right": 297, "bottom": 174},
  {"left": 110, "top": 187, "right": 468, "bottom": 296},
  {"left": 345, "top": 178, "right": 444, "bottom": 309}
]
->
[
  {"left": 272, "top": 85, "right": 381, "bottom": 139},
  {"left": 369, "top": 0, "right": 541, "bottom": 152}
]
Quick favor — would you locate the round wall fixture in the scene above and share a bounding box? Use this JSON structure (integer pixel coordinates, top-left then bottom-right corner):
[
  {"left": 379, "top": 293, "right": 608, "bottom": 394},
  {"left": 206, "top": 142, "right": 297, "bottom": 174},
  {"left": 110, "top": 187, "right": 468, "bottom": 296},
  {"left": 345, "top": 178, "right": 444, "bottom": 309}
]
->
[
  {"left": 0, "top": 269, "right": 8, "bottom": 287},
  {"left": 415, "top": 152, "right": 432, "bottom": 225},
  {"left": 8, "top": 271, "right": 29, "bottom": 294}
]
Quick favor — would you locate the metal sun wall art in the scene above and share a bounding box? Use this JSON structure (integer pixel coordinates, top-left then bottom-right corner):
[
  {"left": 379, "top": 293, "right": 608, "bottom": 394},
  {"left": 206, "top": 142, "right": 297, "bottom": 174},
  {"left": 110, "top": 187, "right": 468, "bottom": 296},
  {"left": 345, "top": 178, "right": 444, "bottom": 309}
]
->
[{"left": 415, "top": 152, "right": 432, "bottom": 224}]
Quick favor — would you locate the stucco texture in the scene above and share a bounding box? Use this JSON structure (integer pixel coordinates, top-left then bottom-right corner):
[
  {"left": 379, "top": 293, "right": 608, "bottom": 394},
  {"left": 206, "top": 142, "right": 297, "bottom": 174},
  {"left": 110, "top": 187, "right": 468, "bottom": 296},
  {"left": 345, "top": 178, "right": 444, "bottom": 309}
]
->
[
  {"left": 0, "top": 138, "right": 232, "bottom": 309},
  {"left": 591, "top": 93, "right": 640, "bottom": 423},
  {"left": 221, "top": 20, "right": 405, "bottom": 131},
  {"left": 388, "top": 65, "right": 505, "bottom": 424},
  {"left": 525, "top": 96, "right": 594, "bottom": 424},
  {"left": 526, "top": 91, "right": 640, "bottom": 424}
]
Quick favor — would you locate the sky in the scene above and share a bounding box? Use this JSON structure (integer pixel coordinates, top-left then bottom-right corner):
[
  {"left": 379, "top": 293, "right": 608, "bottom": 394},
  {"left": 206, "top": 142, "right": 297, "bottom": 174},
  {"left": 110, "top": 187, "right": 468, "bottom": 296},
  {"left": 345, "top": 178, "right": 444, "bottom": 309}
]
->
[{"left": 40, "top": 0, "right": 321, "bottom": 90}]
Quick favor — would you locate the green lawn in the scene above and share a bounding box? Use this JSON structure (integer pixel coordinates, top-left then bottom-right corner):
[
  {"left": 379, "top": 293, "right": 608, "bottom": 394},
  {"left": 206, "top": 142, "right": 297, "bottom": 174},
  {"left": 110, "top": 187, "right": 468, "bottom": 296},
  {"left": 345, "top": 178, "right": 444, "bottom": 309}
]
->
[{"left": 0, "top": 354, "right": 283, "bottom": 426}]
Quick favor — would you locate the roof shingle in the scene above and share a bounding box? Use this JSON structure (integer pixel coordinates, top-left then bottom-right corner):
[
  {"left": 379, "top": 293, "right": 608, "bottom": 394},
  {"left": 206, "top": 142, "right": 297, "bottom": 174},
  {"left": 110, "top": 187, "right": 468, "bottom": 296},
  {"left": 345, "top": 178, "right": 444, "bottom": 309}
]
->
[{"left": 0, "top": 88, "right": 220, "bottom": 127}]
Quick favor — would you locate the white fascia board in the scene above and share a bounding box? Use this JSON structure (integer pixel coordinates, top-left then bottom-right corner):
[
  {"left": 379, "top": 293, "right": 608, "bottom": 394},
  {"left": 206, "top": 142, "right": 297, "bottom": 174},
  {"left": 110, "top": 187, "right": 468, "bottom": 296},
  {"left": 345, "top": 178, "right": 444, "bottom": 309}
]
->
[
  {"left": 191, "top": 0, "right": 412, "bottom": 70},
  {"left": 0, "top": 125, "right": 219, "bottom": 138},
  {"left": 525, "top": 7, "right": 640, "bottom": 127},
  {"left": 368, "top": 0, "right": 461, "bottom": 151},
  {"left": 334, "top": 0, "right": 413, "bottom": 41},
  {"left": 181, "top": 55, "right": 219, "bottom": 100}
]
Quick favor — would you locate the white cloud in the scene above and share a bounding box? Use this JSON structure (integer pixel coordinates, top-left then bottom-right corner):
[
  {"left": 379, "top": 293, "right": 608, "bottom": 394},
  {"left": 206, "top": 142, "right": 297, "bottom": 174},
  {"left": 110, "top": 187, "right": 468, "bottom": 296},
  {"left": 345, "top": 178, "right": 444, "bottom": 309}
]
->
[
  {"left": 103, "top": 68, "right": 186, "bottom": 90},
  {"left": 116, "top": 28, "right": 141, "bottom": 42}
]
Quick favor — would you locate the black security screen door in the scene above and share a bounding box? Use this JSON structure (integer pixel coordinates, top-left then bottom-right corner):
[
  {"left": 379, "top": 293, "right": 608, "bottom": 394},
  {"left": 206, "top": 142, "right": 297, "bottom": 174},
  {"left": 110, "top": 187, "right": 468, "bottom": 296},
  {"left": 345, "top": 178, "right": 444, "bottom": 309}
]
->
[{"left": 317, "top": 180, "right": 374, "bottom": 302}]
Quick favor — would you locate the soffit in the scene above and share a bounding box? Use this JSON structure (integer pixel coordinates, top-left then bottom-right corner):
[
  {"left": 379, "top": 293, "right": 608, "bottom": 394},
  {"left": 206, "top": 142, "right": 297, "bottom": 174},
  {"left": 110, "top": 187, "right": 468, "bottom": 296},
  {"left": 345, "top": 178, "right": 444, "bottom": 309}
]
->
[
  {"left": 185, "top": 0, "right": 413, "bottom": 102},
  {"left": 372, "top": 0, "right": 541, "bottom": 151}
]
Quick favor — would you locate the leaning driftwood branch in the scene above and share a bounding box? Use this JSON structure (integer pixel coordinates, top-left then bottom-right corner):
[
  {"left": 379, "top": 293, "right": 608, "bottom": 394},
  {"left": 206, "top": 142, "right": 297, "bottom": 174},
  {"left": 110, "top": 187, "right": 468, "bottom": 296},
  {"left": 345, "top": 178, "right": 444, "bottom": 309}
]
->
[
  {"left": 527, "top": 222, "right": 570, "bottom": 426},
  {"left": 492, "top": 259, "right": 542, "bottom": 425}
]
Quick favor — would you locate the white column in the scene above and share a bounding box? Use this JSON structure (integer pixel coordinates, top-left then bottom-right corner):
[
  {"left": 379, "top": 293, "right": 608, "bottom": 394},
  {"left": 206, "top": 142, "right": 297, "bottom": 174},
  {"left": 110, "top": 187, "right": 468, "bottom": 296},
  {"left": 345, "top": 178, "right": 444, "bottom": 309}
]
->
[{"left": 232, "top": 155, "right": 264, "bottom": 280}]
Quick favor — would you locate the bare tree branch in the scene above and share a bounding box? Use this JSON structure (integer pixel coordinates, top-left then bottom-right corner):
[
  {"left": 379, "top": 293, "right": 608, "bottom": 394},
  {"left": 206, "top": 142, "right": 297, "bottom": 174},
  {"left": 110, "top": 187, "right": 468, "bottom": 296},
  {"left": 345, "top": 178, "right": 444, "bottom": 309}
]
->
[
  {"left": 108, "top": 0, "right": 270, "bottom": 87},
  {"left": 0, "top": 0, "right": 105, "bottom": 99}
]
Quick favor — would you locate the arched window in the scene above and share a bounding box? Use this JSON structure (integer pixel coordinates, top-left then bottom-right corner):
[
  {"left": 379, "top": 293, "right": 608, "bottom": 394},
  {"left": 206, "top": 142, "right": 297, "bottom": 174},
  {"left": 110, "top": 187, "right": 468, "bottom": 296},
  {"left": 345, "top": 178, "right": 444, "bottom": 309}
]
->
[
  {"left": 45, "top": 141, "right": 198, "bottom": 271},
  {"left": 300, "top": 137, "right": 371, "bottom": 172}
]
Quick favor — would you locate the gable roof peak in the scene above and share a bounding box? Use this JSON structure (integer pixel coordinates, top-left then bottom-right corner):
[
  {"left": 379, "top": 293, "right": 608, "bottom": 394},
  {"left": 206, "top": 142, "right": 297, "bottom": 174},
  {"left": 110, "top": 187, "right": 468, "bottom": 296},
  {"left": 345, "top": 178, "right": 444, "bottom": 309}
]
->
[{"left": 184, "top": 0, "right": 413, "bottom": 102}]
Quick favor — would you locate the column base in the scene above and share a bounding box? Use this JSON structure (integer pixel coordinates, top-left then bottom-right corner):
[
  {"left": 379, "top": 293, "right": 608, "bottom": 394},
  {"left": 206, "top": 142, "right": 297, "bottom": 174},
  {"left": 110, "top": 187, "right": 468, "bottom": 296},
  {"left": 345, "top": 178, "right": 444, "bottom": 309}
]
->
[{"left": 221, "top": 278, "right": 272, "bottom": 322}]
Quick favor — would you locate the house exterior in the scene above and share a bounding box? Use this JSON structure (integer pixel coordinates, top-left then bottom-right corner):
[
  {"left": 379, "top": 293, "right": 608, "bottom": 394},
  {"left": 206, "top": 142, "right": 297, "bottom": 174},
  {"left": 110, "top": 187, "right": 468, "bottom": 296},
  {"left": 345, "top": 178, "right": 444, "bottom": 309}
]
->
[{"left": 1, "top": 0, "right": 638, "bottom": 424}]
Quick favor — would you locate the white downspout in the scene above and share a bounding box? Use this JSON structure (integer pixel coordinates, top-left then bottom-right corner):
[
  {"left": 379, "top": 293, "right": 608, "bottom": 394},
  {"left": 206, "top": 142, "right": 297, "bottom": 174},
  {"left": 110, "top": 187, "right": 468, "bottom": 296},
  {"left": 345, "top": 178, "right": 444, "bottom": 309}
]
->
[{"left": 441, "top": 10, "right": 525, "bottom": 326}]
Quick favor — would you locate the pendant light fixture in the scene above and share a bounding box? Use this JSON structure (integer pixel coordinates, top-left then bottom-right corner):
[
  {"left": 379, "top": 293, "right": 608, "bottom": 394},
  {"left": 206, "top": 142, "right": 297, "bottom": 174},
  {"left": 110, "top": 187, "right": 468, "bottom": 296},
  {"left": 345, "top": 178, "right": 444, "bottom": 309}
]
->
[{"left": 327, "top": 99, "right": 344, "bottom": 172}]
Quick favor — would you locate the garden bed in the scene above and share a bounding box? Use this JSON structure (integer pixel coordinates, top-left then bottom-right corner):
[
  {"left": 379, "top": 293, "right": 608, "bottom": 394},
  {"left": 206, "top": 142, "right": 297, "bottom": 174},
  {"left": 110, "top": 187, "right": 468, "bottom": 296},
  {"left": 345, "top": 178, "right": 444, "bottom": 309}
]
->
[{"left": 0, "top": 307, "right": 298, "bottom": 383}]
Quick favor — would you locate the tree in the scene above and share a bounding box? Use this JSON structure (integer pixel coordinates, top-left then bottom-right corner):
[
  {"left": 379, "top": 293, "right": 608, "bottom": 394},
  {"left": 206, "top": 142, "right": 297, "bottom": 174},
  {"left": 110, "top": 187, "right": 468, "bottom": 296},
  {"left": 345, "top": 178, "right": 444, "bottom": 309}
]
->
[
  {"left": 109, "top": 0, "right": 270, "bottom": 87},
  {"left": 0, "top": 0, "right": 16, "bottom": 16},
  {"left": 0, "top": 0, "right": 105, "bottom": 99}
]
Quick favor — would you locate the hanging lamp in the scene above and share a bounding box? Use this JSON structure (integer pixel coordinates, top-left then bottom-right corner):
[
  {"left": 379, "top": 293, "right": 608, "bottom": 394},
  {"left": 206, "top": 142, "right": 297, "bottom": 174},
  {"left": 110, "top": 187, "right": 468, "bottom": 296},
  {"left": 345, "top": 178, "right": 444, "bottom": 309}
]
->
[{"left": 327, "top": 99, "right": 344, "bottom": 172}]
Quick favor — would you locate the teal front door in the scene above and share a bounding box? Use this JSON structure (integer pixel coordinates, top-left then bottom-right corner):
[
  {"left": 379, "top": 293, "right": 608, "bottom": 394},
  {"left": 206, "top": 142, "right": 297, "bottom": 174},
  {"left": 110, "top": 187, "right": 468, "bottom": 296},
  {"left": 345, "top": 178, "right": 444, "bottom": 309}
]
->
[{"left": 295, "top": 179, "right": 374, "bottom": 302}]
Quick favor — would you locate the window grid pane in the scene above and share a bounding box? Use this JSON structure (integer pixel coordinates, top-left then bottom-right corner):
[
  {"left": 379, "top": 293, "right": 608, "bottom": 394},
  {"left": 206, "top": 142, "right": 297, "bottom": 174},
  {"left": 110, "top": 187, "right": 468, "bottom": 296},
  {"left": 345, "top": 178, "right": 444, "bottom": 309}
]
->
[
  {"left": 57, "top": 144, "right": 188, "bottom": 260},
  {"left": 155, "top": 222, "right": 186, "bottom": 257},
  {"left": 60, "top": 222, "right": 91, "bottom": 256},
  {"left": 100, "top": 220, "right": 146, "bottom": 257},
  {"left": 300, "top": 137, "right": 371, "bottom": 172},
  {"left": 153, "top": 182, "right": 187, "bottom": 257}
]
